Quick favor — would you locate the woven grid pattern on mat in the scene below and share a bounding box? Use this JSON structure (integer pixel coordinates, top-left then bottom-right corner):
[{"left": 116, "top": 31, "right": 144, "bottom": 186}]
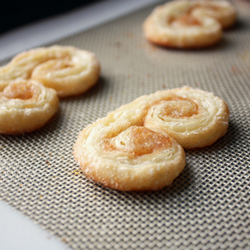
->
[{"left": 0, "top": 1, "right": 250, "bottom": 249}]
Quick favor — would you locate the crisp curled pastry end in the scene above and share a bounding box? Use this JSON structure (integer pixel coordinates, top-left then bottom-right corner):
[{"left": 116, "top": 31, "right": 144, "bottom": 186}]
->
[
  {"left": 0, "top": 45, "right": 101, "bottom": 97},
  {"left": 144, "top": 86, "right": 230, "bottom": 149},
  {"left": 0, "top": 80, "right": 59, "bottom": 134},
  {"left": 143, "top": 0, "right": 237, "bottom": 48}
]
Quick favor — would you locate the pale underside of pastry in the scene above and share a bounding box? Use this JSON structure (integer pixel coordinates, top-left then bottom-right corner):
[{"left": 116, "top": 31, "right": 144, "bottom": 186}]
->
[
  {"left": 143, "top": 0, "right": 237, "bottom": 48},
  {"left": 74, "top": 86, "right": 229, "bottom": 191},
  {"left": 0, "top": 45, "right": 100, "bottom": 97},
  {"left": 0, "top": 80, "right": 59, "bottom": 134}
]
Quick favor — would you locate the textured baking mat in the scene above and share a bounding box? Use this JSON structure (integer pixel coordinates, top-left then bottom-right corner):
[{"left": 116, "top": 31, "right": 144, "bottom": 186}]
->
[{"left": 0, "top": 1, "right": 250, "bottom": 249}]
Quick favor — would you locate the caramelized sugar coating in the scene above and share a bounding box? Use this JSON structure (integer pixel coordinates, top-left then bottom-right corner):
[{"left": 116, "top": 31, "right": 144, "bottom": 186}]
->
[
  {"left": 144, "top": 87, "right": 229, "bottom": 149},
  {"left": 0, "top": 45, "right": 100, "bottom": 97},
  {"left": 74, "top": 86, "right": 229, "bottom": 190},
  {"left": 0, "top": 80, "right": 59, "bottom": 134},
  {"left": 143, "top": 0, "right": 237, "bottom": 48}
]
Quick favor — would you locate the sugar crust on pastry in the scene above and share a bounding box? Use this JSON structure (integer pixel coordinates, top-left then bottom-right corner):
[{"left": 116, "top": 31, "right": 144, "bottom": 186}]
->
[
  {"left": 0, "top": 80, "right": 59, "bottom": 134},
  {"left": 74, "top": 86, "right": 229, "bottom": 191},
  {"left": 0, "top": 45, "right": 100, "bottom": 97},
  {"left": 144, "top": 86, "right": 229, "bottom": 149},
  {"left": 143, "top": 0, "right": 237, "bottom": 48}
]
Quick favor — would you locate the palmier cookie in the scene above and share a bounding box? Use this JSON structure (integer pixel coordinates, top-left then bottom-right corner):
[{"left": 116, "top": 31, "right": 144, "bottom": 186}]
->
[
  {"left": 143, "top": 0, "right": 237, "bottom": 49},
  {"left": 0, "top": 45, "right": 100, "bottom": 97},
  {"left": 74, "top": 98, "right": 186, "bottom": 191},
  {"left": 144, "top": 86, "right": 229, "bottom": 149},
  {"left": 0, "top": 80, "right": 59, "bottom": 134}
]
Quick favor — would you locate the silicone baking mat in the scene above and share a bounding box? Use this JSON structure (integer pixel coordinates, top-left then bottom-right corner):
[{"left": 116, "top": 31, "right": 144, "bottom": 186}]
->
[{"left": 0, "top": 1, "right": 250, "bottom": 249}]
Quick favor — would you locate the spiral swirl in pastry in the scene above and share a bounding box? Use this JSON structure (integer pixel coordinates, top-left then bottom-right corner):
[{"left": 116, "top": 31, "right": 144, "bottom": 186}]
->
[
  {"left": 74, "top": 86, "right": 229, "bottom": 190},
  {"left": 144, "top": 86, "right": 229, "bottom": 149},
  {"left": 0, "top": 45, "right": 100, "bottom": 97},
  {"left": 0, "top": 80, "right": 59, "bottom": 134},
  {"left": 143, "top": 0, "right": 237, "bottom": 48}
]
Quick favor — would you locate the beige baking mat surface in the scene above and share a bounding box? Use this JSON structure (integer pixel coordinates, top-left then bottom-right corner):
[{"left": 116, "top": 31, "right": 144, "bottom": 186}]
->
[{"left": 0, "top": 1, "right": 250, "bottom": 249}]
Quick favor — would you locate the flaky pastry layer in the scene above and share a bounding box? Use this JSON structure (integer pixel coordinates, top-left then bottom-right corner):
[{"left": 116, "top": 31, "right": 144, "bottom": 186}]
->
[
  {"left": 0, "top": 45, "right": 100, "bottom": 97},
  {"left": 0, "top": 80, "right": 59, "bottom": 134},
  {"left": 143, "top": 0, "right": 237, "bottom": 48},
  {"left": 144, "top": 86, "right": 229, "bottom": 149},
  {"left": 74, "top": 86, "right": 229, "bottom": 191}
]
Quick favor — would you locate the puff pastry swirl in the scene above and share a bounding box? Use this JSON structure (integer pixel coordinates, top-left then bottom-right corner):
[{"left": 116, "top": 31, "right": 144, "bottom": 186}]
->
[
  {"left": 0, "top": 80, "right": 59, "bottom": 134},
  {"left": 0, "top": 45, "right": 100, "bottom": 97},
  {"left": 143, "top": 0, "right": 237, "bottom": 48},
  {"left": 74, "top": 86, "right": 229, "bottom": 190},
  {"left": 144, "top": 86, "right": 229, "bottom": 149}
]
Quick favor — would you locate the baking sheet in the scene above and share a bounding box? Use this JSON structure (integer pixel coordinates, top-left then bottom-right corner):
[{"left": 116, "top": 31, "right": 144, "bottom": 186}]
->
[{"left": 0, "top": 1, "right": 250, "bottom": 249}]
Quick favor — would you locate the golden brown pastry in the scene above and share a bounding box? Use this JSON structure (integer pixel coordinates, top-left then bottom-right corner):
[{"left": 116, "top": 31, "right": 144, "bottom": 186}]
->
[
  {"left": 143, "top": 0, "right": 237, "bottom": 48},
  {"left": 74, "top": 86, "right": 229, "bottom": 191},
  {"left": 0, "top": 45, "right": 100, "bottom": 97},
  {"left": 0, "top": 80, "right": 59, "bottom": 134},
  {"left": 144, "top": 86, "right": 229, "bottom": 149}
]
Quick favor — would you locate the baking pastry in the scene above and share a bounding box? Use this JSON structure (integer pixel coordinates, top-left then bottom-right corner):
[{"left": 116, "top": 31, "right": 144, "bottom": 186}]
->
[
  {"left": 143, "top": 0, "right": 237, "bottom": 48},
  {"left": 144, "top": 86, "right": 229, "bottom": 149},
  {"left": 0, "top": 80, "right": 59, "bottom": 134},
  {"left": 74, "top": 86, "right": 229, "bottom": 190},
  {"left": 74, "top": 95, "right": 186, "bottom": 191},
  {"left": 0, "top": 45, "right": 100, "bottom": 97}
]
